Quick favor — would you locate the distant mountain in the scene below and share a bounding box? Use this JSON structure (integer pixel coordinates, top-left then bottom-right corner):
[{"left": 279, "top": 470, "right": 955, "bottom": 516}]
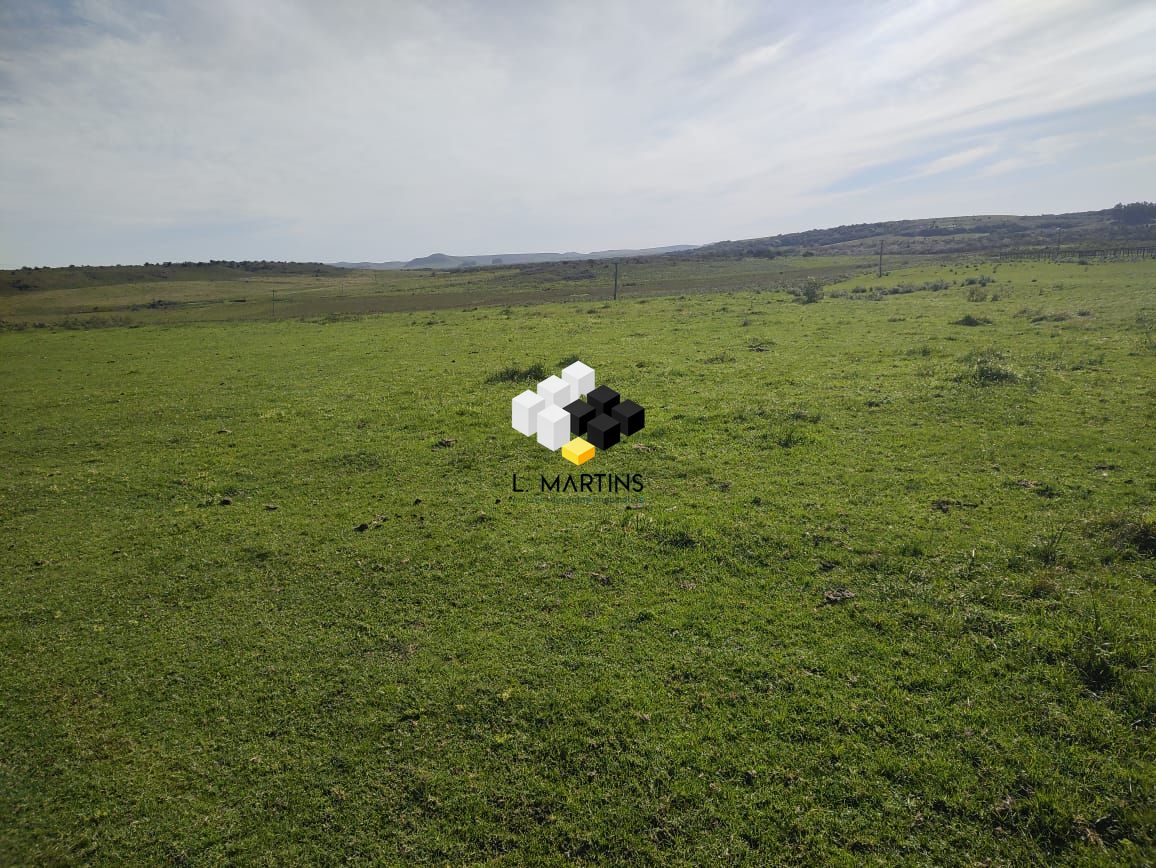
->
[
  {"left": 332, "top": 245, "right": 699, "bottom": 271},
  {"left": 691, "top": 206, "right": 1155, "bottom": 258}
]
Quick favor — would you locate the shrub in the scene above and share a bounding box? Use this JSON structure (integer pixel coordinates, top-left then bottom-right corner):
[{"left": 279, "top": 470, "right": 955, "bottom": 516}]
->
[
  {"left": 960, "top": 348, "right": 1019, "bottom": 385},
  {"left": 485, "top": 362, "right": 547, "bottom": 384},
  {"left": 953, "top": 314, "right": 992, "bottom": 326}
]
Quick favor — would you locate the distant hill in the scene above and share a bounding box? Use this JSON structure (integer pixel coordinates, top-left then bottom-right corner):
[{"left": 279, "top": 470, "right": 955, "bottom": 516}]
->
[
  {"left": 329, "top": 260, "right": 408, "bottom": 270},
  {"left": 333, "top": 245, "right": 699, "bottom": 271},
  {"left": 691, "top": 205, "right": 1155, "bottom": 259},
  {"left": 336, "top": 207, "right": 1156, "bottom": 271}
]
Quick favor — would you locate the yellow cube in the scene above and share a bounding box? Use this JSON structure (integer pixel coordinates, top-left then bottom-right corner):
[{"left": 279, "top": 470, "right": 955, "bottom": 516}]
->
[{"left": 561, "top": 437, "right": 595, "bottom": 466}]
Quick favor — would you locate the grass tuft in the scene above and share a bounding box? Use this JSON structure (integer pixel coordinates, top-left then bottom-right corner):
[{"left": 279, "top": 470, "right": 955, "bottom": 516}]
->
[
  {"left": 1093, "top": 510, "right": 1156, "bottom": 559},
  {"left": 953, "top": 313, "right": 993, "bottom": 326},
  {"left": 960, "top": 348, "right": 1019, "bottom": 385},
  {"left": 485, "top": 362, "right": 547, "bottom": 384}
]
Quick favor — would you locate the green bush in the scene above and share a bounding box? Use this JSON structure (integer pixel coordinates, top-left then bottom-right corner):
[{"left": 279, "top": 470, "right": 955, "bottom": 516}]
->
[
  {"left": 960, "top": 348, "right": 1019, "bottom": 385},
  {"left": 953, "top": 313, "right": 992, "bottom": 326},
  {"left": 798, "top": 278, "right": 823, "bottom": 304}
]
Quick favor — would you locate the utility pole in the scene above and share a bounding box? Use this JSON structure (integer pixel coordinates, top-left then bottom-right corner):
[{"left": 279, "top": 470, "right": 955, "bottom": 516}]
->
[
  {"left": 272, "top": 289, "right": 276, "bottom": 318},
  {"left": 1056, "top": 227, "right": 1062, "bottom": 261},
  {"left": 877, "top": 240, "right": 883, "bottom": 278},
  {"left": 613, "top": 261, "right": 619, "bottom": 300}
]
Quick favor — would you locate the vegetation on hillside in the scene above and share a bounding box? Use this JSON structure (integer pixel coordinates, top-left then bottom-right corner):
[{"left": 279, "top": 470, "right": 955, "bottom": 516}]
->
[
  {"left": 692, "top": 204, "right": 1156, "bottom": 259},
  {"left": 2, "top": 261, "right": 344, "bottom": 295}
]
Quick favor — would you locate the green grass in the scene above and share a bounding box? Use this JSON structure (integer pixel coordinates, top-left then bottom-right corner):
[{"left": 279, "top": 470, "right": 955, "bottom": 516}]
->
[
  {"left": 1, "top": 255, "right": 880, "bottom": 326},
  {"left": 1, "top": 259, "right": 1153, "bottom": 863}
]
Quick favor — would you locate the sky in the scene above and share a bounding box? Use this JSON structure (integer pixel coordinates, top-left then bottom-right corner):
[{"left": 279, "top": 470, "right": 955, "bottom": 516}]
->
[{"left": 1, "top": 0, "right": 1155, "bottom": 267}]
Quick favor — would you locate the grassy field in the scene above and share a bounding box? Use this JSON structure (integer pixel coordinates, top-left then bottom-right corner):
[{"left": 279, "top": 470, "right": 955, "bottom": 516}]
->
[
  {"left": 1, "top": 255, "right": 884, "bottom": 325},
  {"left": 1, "top": 257, "right": 1153, "bottom": 864}
]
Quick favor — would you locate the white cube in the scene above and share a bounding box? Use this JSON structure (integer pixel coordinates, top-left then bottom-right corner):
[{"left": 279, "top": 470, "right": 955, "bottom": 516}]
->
[
  {"left": 511, "top": 389, "right": 545, "bottom": 436},
  {"left": 536, "top": 404, "right": 571, "bottom": 451},
  {"left": 561, "top": 360, "right": 595, "bottom": 397},
  {"left": 537, "top": 375, "right": 575, "bottom": 407}
]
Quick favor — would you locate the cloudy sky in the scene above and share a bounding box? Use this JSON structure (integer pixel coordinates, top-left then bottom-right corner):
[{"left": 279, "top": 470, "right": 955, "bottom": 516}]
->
[{"left": 1, "top": 0, "right": 1154, "bottom": 267}]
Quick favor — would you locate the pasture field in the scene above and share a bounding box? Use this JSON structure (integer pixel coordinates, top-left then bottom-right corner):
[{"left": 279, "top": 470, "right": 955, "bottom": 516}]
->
[
  {"left": 1, "top": 258, "right": 1153, "bottom": 864},
  {"left": 2, "top": 255, "right": 880, "bottom": 325}
]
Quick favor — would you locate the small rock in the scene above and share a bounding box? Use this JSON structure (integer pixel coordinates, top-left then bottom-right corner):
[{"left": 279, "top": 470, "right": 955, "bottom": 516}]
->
[
  {"left": 217, "top": 428, "right": 231, "bottom": 435},
  {"left": 264, "top": 504, "right": 278, "bottom": 511}
]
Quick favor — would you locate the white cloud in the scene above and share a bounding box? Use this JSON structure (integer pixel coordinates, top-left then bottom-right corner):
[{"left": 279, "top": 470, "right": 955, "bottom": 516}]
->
[
  {"left": 0, "top": 0, "right": 1154, "bottom": 265},
  {"left": 914, "top": 145, "right": 1000, "bottom": 178},
  {"left": 976, "top": 133, "right": 1089, "bottom": 178}
]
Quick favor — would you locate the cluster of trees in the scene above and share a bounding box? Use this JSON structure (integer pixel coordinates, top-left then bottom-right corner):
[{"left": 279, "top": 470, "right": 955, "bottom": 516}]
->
[{"left": 1109, "top": 202, "right": 1156, "bottom": 226}]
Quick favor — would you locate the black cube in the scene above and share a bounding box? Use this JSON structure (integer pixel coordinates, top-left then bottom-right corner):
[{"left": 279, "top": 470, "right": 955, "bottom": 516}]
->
[
  {"left": 586, "top": 413, "right": 621, "bottom": 450},
  {"left": 611, "top": 399, "right": 645, "bottom": 436},
  {"left": 587, "top": 385, "right": 620, "bottom": 415},
  {"left": 564, "top": 399, "right": 596, "bottom": 436}
]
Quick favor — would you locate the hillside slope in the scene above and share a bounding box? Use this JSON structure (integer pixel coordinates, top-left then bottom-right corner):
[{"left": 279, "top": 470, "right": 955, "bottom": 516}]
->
[{"left": 693, "top": 205, "right": 1155, "bottom": 258}]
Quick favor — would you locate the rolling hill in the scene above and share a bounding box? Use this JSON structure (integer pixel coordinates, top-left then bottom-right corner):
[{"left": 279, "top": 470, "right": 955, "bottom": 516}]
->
[{"left": 691, "top": 204, "right": 1155, "bottom": 259}]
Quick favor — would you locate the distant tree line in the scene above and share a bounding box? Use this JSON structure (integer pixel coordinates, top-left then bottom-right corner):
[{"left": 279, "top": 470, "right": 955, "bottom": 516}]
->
[
  {"left": 3, "top": 260, "right": 344, "bottom": 293},
  {"left": 12, "top": 260, "right": 339, "bottom": 272},
  {"left": 1109, "top": 202, "right": 1156, "bottom": 226},
  {"left": 133, "top": 260, "right": 336, "bottom": 273}
]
